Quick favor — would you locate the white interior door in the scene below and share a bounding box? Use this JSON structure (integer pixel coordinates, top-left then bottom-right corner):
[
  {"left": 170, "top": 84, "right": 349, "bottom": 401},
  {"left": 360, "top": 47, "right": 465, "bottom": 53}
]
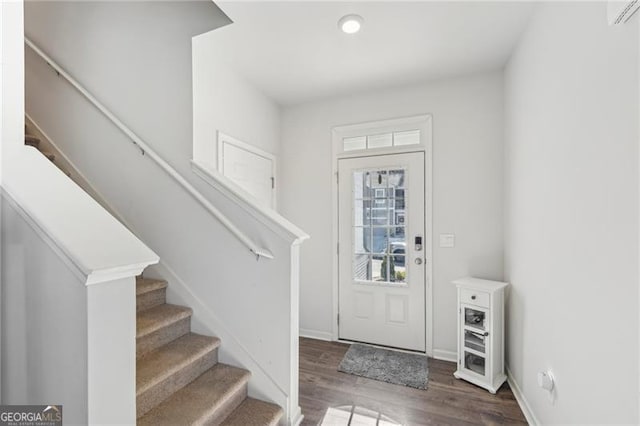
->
[
  {"left": 338, "top": 152, "right": 426, "bottom": 351},
  {"left": 218, "top": 133, "right": 276, "bottom": 209}
]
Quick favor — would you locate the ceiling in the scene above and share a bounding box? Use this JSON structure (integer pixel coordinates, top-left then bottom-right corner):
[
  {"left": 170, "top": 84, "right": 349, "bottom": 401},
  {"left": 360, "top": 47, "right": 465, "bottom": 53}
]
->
[{"left": 212, "top": 1, "right": 535, "bottom": 106}]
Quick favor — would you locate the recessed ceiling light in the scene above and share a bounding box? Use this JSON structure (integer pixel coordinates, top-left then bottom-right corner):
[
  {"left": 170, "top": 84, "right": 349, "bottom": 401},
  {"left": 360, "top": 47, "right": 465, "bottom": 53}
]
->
[{"left": 338, "top": 14, "right": 363, "bottom": 34}]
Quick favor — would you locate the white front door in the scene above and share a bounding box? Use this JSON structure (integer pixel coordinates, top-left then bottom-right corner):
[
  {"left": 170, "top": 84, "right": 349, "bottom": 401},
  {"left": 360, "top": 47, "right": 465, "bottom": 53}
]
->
[{"left": 338, "top": 152, "right": 426, "bottom": 352}]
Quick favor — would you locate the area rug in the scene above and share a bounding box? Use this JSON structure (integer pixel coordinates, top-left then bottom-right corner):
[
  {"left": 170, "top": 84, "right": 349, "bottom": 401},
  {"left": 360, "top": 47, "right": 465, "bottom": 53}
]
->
[{"left": 337, "top": 343, "right": 428, "bottom": 389}]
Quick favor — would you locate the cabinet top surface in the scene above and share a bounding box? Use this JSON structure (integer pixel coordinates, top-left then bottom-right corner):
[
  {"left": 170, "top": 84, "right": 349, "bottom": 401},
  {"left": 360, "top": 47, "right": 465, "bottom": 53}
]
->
[{"left": 453, "top": 276, "right": 509, "bottom": 291}]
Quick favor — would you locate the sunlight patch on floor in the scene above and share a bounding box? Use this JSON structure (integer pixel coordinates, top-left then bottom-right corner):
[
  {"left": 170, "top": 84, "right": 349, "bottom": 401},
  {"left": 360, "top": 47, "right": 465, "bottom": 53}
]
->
[{"left": 320, "top": 405, "right": 402, "bottom": 426}]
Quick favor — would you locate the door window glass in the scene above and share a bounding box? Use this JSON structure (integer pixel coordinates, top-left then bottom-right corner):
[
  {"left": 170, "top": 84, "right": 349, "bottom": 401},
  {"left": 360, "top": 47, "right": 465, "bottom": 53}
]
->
[{"left": 353, "top": 167, "right": 407, "bottom": 284}]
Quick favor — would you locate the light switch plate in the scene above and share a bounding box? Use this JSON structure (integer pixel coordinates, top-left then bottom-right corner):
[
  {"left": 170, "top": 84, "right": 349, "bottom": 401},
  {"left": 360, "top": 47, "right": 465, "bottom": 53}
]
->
[{"left": 440, "top": 234, "right": 455, "bottom": 248}]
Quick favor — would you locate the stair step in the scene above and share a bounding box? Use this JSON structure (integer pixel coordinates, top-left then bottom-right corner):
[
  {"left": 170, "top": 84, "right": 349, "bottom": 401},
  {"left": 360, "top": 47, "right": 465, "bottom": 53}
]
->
[
  {"left": 25, "top": 135, "right": 40, "bottom": 147},
  {"left": 137, "top": 304, "right": 192, "bottom": 358},
  {"left": 138, "top": 363, "right": 251, "bottom": 426},
  {"left": 137, "top": 333, "right": 220, "bottom": 418},
  {"left": 136, "top": 277, "right": 168, "bottom": 312},
  {"left": 137, "top": 277, "right": 168, "bottom": 296},
  {"left": 42, "top": 151, "right": 55, "bottom": 162},
  {"left": 222, "top": 398, "right": 283, "bottom": 426}
]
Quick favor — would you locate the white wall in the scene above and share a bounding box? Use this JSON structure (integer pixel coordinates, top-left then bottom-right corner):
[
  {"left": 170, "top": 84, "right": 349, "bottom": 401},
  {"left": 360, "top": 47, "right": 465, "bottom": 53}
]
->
[
  {"left": 25, "top": 3, "right": 304, "bottom": 422},
  {"left": 4, "top": 7, "right": 156, "bottom": 419},
  {"left": 1, "top": 0, "right": 24, "bottom": 168},
  {"left": 87, "top": 276, "right": 136, "bottom": 424},
  {"left": 1, "top": 197, "right": 87, "bottom": 424},
  {"left": 192, "top": 29, "right": 281, "bottom": 168},
  {"left": 1, "top": 2, "right": 5, "bottom": 190},
  {"left": 2, "top": 3, "right": 149, "bottom": 418},
  {"left": 24, "top": 1, "right": 230, "bottom": 176},
  {"left": 0, "top": 0, "right": 25, "bottom": 399},
  {"left": 2, "top": 194, "right": 140, "bottom": 425},
  {"left": 281, "top": 71, "right": 504, "bottom": 355},
  {"left": 504, "top": 2, "right": 638, "bottom": 423}
]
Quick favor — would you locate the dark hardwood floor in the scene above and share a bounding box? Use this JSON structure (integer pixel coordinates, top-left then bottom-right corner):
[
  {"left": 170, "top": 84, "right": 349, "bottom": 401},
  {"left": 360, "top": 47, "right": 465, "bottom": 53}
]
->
[{"left": 299, "top": 338, "right": 527, "bottom": 426}]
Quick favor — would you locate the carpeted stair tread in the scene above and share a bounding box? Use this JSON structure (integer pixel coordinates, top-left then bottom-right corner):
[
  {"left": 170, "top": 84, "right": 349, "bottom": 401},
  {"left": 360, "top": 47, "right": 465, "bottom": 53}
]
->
[
  {"left": 137, "top": 303, "right": 192, "bottom": 338},
  {"left": 137, "top": 363, "right": 251, "bottom": 426},
  {"left": 136, "top": 277, "right": 168, "bottom": 296},
  {"left": 137, "top": 332, "right": 220, "bottom": 395},
  {"left": 136, "top": 277, "right": 169, "bottom": 313},
  {"left": 221, "top": 397, "right": 283, "bottom": 426},
  {"left": 24, "top": 134, "right": 40, "bottom": 147},
  {"left": 42, "top": 151, "right": 55, "bottom": 162}
]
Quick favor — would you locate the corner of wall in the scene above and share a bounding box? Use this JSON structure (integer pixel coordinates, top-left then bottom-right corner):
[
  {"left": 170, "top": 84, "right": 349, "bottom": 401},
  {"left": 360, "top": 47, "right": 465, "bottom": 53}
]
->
[{"left": 505, "top": 365, "right": 539, "bottom": 425}]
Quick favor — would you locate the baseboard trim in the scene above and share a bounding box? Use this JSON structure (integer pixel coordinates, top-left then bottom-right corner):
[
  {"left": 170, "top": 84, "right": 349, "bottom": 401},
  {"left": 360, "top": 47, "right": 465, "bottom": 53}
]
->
[
  {"left": 506, "top": 365, "right": 539, "bottom": 426},
  {"left": 290, "top": 406, "right": 303, "bottom": 426},
  {"left": 433, "top": 349, "right": 457, "bottom": 363},
  {"left": 299, "top": 328, "right": 333, "bottom": 342}
]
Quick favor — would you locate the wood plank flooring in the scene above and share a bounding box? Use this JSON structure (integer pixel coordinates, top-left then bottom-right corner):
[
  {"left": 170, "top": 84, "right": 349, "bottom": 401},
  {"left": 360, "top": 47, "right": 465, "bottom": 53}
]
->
[{"left": 299, "top": 338, "right": 527, "bottom": 425}]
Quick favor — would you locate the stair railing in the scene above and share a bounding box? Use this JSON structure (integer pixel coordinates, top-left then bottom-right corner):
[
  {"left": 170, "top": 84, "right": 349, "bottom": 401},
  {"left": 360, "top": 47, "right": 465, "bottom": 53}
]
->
[{"left": 25, "top": 37, "right": 274, "bottom": 260}]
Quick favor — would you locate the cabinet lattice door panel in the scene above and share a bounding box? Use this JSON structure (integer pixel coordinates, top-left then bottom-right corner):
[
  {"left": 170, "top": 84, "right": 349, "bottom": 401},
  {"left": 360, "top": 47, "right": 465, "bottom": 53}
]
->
[{"left": 453, "top": 277, "right": 508, "bottom": 394}]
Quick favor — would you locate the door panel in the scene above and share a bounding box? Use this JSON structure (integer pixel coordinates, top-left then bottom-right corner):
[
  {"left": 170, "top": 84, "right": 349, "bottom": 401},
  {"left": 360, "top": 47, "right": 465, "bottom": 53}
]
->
[
  {"left": 460, "top": 304, "right": 490, "bottom": 378},
  {"left": 338, "top": 152, "right": 425, "bottom": 351},
  {"left": 220, "top": 139, "right": 275, "bottom": 208}
]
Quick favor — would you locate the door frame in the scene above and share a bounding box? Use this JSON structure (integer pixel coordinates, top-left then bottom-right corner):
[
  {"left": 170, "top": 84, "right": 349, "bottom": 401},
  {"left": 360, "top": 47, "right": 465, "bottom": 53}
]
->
[{"left": 331, "top": 114, "right": 433, "bottom": 356}]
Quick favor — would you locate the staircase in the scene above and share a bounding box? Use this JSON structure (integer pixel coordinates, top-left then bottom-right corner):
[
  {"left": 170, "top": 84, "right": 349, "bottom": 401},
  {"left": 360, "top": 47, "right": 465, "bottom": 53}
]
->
[
  {"left": 136, "top": 276, "right": 283, "bottom": 425},
  {"left": 24, "top": 128, "right": 70, "bottom": 176},
  {"left": 23, "top": 130, "right": 284, "bottom": 425}
]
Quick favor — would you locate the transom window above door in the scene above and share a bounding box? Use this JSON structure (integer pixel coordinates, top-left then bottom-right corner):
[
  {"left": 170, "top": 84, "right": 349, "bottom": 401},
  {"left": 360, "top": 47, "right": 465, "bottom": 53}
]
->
[
  {"left": 334, "top": 114, "right": 432, "bottom": 155},
  {"left": 343, "top": 130, "right": 420, "bottom": 152}
]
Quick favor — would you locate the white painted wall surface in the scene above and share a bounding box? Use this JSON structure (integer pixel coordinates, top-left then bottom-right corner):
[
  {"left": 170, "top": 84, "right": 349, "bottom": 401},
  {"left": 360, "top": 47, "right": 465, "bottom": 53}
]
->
[
  {"left": 2, "top": 11, "right": 156, "bottom": 421},
  {"left": 0, "top": 0, "right": 24, "bottom": 399},
  {"left": 504, "top": 3, "right": 638, "bottom": 423},
  {"left": 1, "top": 197, "right": 87, "bottom": 424},
  {"left": 2, "top": 194, "right": 140, "bottom": 425},
  {"left": 25, "top": 3, "right": 305, "bottom": 422},
  {"left": 1, "top": 196, "right": 137, "bottom": 425},
  {"left": 4, "top": 144, "right": 159, "bottom": 285},
  {"left": 24, "top": 1, "right": 231, "bottom": 177},
  {"left": 192, "top": 29, "right": 281, "bottom": 170},
  {"left": 2, "top": 57, "right": 154, "bottom": 423},
  {"left": 0, "top": 2, "right": 5, "bottom": 190},
  {"left": 87, "top": 276, "right": 136, "bottom": 424},
  {"left": 1, "top": 0, "right": 24, "bottom": 166},
  {"left": 0, "top": 3, "right": 5, "bottom": 400},
  {"left": 281, "top": 72, "right": 504, "bottom": 355}
]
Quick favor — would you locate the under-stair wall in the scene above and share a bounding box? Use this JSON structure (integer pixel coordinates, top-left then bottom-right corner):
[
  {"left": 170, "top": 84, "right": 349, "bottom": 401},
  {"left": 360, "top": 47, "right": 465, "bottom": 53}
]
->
[
  {"left": 2, "top": 197, "right": 142, "bottom": 424},
  {"left": 24, "top": 2, "right": 308, "bottom": 424},
  {"left": 3, "top": 2, "right": 160, "bottom": 423}
]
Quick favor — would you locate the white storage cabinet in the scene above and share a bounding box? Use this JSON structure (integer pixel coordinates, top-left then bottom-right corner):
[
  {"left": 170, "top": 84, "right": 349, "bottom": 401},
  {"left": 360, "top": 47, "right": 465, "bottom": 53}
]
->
[{"left": 453, "top": 277, "right": 508, "bottom": 394}]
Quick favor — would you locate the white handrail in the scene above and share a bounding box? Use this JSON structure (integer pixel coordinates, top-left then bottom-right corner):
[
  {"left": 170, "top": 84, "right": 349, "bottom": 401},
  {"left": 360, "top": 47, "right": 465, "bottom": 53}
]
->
[{"left": 25, "top": 37, "right": 274, "bottom": 260}]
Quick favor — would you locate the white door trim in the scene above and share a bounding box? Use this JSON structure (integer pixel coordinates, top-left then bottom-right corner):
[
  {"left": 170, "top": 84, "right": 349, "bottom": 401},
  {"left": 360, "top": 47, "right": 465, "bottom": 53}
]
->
[
  {"left": 330, "top": 114, "right": 433, "bottom": 356},
  {"left": 217, "top": 131, "right": 277, "bottom": 209}
]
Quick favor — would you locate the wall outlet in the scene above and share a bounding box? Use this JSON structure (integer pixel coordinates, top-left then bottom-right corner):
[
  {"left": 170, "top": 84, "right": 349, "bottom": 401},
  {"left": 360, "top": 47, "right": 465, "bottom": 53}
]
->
[
  {"left": 439, "top": 234, "right": 455, "bottom": 248},
  {"left": 538, "top": 370, "right": 556, "bottom": 404},
  {"left": 537, "top": 371, "right": 554, "bottom": 391}
]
